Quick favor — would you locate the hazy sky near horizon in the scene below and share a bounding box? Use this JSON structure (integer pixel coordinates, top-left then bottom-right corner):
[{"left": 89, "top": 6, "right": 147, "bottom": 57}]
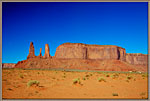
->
[{"left": 2, "top": 2, "right": 148, "bottom": 63}]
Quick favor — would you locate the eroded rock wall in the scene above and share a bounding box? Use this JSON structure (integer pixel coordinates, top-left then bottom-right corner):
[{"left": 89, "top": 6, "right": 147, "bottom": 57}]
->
[
  {"left": 54, "top": 43, "right": 126, "bottom": 61},
  {"left": 55, "top": 43, "right": 87, "bottom": 59},
  {"left": 2, "top": 63, "right": 16, "bottom": 68},
  {"left": 126, "top": 53, "right": 148, "bottom": 65}
]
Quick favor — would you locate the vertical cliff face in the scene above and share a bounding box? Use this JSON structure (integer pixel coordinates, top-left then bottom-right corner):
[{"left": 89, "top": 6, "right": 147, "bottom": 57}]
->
[
  {"left": 55, "top": 43, "right": 87, "bottom": 59},
  {"left": 126, "top": 53, "right": 148, "bottom": 65},
  {"left": 43, "top": 44, "right": 51, "bottom": 58},
  {"left": 87, "top": 46, "right": 120, "bottom": 60},
  {"left": 54, "top": 43, "right": 126, "bottom": 61},
  {"left": 118, "top": 48, "right": 126, "bottom": 61},
  {"left": 27, "top": 42, "right": 35, "bottom": 59}
]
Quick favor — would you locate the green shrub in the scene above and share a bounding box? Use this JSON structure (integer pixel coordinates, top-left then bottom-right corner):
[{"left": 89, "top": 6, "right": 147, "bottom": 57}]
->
[
  {"left": 73, "top": 78, "right": 81, "bottom": 84},
  {"left": 127, "top": 76, "right": 132, "bottom": 80},
  {"left": 82, "top": 77, "right": 86, "bottom": 80},
  {"left": 19, "top": 74, "right": 24, "bottom": 79},
  {"left": 27, "top": 80, "right": 40, "bottom": 87},
  {"left": 142, "top": 74, "right": 148, "bottom": 78},
  {"left": 111, "top": 73, "right": 119, "bottom": 79},
  {"left": 106, "top": 74, "right": 110, "bottom": 77},
  {"left": 98, "top": 77, "right": 106, "bottom": 82}
]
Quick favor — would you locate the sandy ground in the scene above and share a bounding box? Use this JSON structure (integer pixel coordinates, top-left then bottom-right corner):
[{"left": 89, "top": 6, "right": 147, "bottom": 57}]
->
[{"left": 2, "top": 68, "right": 148, "bottom": 99}]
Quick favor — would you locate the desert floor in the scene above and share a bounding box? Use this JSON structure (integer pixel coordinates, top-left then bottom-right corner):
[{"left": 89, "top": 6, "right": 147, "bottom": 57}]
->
[{"left": 2, "top": 68, "right": 148, "bottom": 99}]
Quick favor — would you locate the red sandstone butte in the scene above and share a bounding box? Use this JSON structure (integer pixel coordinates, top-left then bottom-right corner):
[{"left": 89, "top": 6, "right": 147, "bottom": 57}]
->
[
  {"left": 55, "top": 43, "right": 126, "bottom": 61},
  {"left": 14, "top": 42, "right": 148, "bottom": 72},
  {"left": 2, "top": 63, "right": 16, "bottom": 68}
]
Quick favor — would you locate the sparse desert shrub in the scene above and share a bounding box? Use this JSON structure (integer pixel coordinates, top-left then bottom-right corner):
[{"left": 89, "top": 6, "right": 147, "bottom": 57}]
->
[
  {"left": 134, "top": 78, "right": 136, "bottom": 81},
  {"left": 106, "top": 74, "right": 110, "bottom": 77},
  {"left": 142, "top": 74, "right": 148, "bottom": 78},
  {"left": 73, "top": 78, "right": 81, "bottom": 84},
  {"left": 19, "top": 74, "right": 24, "bottom": 79},
  {"left": 98, "top": 77, "right": 106, "bottom": 82},
  {"left": 85, "top": 74, "right": 90, "bottom": 77},
  {"left": 27, "top": 80, "right": 40, "bottom": 87},
  {"left": 127, "top": 76, "right": 132, "bottom": 80},
  {"left": 7, "top": 88, "right": 12, "bottom": 91},
  {"left": 111, "top": 73, "right": 119, "bottom": 79},
  {"left": 82, "top": 77, "right": 86, "bottom": 80},
  {"left": 37, "top": 72, "right": 40, "bottom": 74},
  {"left": 112, "top": 93, "right": 118, "bottom": 96},
  {"left": 140, "top": 92, "right": 146, "bottom": 96},
  {"left": 90, "top": 74, "right": 93, "bottom": 76}
]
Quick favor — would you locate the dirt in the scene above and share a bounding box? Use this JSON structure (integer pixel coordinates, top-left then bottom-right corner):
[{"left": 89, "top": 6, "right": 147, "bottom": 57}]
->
[{"left": 2, "top": 68, "right": 148, "bottom": 99}]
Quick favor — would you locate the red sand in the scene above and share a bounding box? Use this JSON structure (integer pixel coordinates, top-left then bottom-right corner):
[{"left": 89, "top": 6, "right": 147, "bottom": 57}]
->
[{"left": 2, "top": 69, "right": 148, "bottom": 99}]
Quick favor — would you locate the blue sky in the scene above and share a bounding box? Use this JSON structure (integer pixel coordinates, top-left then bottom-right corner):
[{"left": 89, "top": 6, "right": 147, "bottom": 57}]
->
[{"left": 2, "top": 2, "right": 148, "bottom": 63}]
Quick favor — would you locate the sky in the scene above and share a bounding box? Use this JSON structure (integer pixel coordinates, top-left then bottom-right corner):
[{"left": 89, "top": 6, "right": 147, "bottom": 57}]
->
[{"left": 2, "top": 2, "right": 148, "bottom": 63}]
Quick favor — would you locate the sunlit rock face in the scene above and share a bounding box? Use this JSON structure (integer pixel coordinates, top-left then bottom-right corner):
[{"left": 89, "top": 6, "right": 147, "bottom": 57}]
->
[
  {"left": 38, "top": 48, "right": 42, "bottom": 57},
  {"left": 126, "top": 53, "right": 148, "bottom": 65},
  {"left": 43, "top": 44, "right": 51, "bottom": 58},
  {"left": 27, "top": 42, "right": 35, "bottom": 59},
  {"left": 14, "top": 42, "right": 148, "bottom": 72},
  {"left": 54, "top": 43, "right": 126, "bottom": 61},
  {"left": 55, "top": 43, "right": 87, "bottom": 59}
]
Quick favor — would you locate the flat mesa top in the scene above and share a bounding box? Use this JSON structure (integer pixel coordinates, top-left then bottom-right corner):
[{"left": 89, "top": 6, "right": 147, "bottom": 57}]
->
[{"left": 61, "top": 42, "right": 125, "bottom": 49}]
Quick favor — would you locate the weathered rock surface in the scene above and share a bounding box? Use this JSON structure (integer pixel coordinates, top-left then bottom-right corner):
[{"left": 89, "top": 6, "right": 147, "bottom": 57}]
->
[
  {"left": 55, "top": 43, "right": 126, "bottom": 60},
  {"left": 27, "top": 42, "right": 35, "bottom": 59},
  {"left": 14, "top": 42, "right": 148, "bottom": 72},
  {"left": 14, "top": 58, "right": 147, "bottom": 72},
  {"left": 126, "top": 53, "right": 148, "bottom": 65},
  {"left": 2, "top": 63, "right": 16, "bottom": 68},
  {"left": 55, "top": 43, "right": 87, "bottom": 59},
  {"left": 43, "top": 44, "right": 51, "bottom": 58},
  {"left": 38, "top": 48, "right": 42, "bottom": 57}
]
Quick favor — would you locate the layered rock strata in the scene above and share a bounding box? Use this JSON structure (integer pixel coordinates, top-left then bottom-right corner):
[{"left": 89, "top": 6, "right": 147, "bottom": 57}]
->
[
  {"left": 15, "top": 42, "right": 148, "bottom": 72},
  {"left": 126, "top": 53, "right": 148, "bottom": 65},
  {"left": 54, "top": 43, "right": 126, "bottom": 61}
]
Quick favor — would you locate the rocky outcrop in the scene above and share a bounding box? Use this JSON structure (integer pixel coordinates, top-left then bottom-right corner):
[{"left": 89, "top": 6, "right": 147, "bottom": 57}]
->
[
  {"left": 14, "top": 42, "right": 148, "bottom": 72},
  {"left": 126, "top": 53, "right": 148, "bottom": 65},
  {"left": 55, "top": 43, "right": 87, "bottom": 59},
  {"left": 43, "top": 44, "right": 51, "bottom": 58},
  {"left": 87, "top": 46, "right": 126, "bottom": 60},
  {"left": 2, "top": 63, "right": 16, "bottom": 68},
  {"left": 27, "top": 42, "right": 35, "bottom": 59},
  {"left": 38, "top": 48, "right": 42, "bottom": 57},
  {"left": 55, "top": 43, "right": 126, "bottom": 61}
]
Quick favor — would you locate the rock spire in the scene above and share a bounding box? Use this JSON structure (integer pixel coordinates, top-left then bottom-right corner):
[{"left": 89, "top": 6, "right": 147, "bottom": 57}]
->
[
  {"left": 43, "top": 44, "right": 51, "bottom": 58},
  {"left": 27, "top": 42, "right": 35, "bottom": 59}
]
